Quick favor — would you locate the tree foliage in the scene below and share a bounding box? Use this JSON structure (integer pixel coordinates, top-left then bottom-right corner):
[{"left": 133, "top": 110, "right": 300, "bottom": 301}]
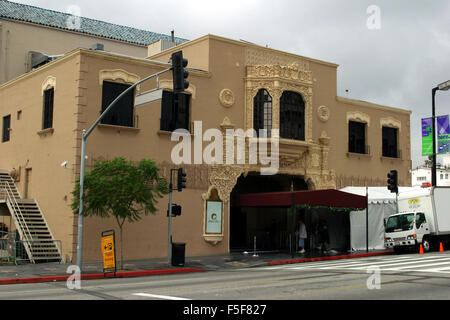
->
[{"left": 71, "top": 157, "right": 169, "bottom": 268}]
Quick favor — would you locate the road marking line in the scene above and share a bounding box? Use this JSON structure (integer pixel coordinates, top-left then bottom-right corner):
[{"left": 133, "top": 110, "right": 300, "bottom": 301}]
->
[
  {"left": 311, "top": 256, "right": 450, "bottom": 270},
  {"left": 133, "top": 293, "right": 191, "bottom": 300}
]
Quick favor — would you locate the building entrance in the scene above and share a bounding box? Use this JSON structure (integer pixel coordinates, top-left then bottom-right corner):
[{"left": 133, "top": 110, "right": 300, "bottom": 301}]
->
[{"left": 229, "top": 173, "right": 308, "bottom": 252}]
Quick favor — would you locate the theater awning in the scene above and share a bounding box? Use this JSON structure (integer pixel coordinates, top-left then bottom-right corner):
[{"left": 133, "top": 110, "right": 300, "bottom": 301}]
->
[{"left": 234, "top": 189, "right": 367, "bottom": 209}]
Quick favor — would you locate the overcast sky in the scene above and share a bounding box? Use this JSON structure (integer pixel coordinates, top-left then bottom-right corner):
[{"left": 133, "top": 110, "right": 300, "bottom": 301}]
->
[{"left": 14, "top": 0, "right": 450, "bottom": 168}]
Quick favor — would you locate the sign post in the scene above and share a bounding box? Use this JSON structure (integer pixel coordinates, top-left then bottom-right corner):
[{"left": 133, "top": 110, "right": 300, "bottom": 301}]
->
[{"left": 101, "top": 230, "right": 116, "bottom": 275}]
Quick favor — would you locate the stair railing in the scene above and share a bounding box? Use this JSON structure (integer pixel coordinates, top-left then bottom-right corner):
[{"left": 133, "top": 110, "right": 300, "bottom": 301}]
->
[{"left": 0, "top": 180, "right": 35, "bottom": 263}]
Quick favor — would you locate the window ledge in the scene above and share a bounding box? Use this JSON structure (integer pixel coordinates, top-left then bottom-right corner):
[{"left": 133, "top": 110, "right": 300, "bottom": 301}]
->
[
  {"left": 37, "top": 128, "right": 54, "bottom": 137},
  {"left": 202, "top": 234, "right": 224, "bottom": 246},
  {"left": 97, "top": 123, "right": 140, "bottom": 133},
  {"left": 158, "top": 130, "right": 192, "bottom": 137},
  {"left": 381, "top": 156, "right": 402, "bottom": 161},
  {"left": 346, "top": 152, "right": 372, "bottom": 159}
]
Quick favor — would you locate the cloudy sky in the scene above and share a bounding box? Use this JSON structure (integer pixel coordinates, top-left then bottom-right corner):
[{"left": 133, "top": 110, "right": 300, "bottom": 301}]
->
[{"left": 14, "top": 0, "right": 450, "bottom": 168}]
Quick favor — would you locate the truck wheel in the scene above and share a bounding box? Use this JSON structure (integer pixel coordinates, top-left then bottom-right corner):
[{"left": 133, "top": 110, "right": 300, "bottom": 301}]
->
[{"left": 422, "top": 238, "right": 431, "bottom": 253}]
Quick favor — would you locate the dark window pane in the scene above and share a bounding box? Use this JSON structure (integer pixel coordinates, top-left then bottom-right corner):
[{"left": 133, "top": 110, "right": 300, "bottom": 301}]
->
[
  {"left": 43, "top": 88, "right": 54, "bottom": 129},
  {"left": 101, "top": 81, "right": 134, "bottom": 127},
  {"left": 280, "top": 91, "right": 305, "bottom": 140},
  {"left": 253, "top": 89, "right": 272, "bottom": 137},
  {"left": 382, "top": 126, "right": 398, "bottom": 158},
  {"left": 160, "top": 91, "right": 190, "bottom": 132},
  {"left": 348, "top": 121, "right": 366, "bottom": 154},
  {"left": 2, "top": 115, "right": 11, "bottom": 142}
]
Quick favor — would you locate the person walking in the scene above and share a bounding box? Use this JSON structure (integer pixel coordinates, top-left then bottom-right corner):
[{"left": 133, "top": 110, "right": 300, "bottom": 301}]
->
[{"left": 296, "top": 219, "right": 307, "bottom": 254}]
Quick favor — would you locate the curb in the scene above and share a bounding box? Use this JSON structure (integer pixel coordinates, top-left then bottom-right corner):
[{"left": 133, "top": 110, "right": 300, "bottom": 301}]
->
[
  {"left": 0, "top": 267, "right": 206, "bottom": 285},
  {"left": 267, "top": 250, "right": 394, "bottom": 266}
]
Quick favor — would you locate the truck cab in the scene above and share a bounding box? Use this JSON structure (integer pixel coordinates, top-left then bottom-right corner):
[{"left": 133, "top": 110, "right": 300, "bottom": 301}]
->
[{"left": 384, "top": 211, "right": 431, "bottom": 253}]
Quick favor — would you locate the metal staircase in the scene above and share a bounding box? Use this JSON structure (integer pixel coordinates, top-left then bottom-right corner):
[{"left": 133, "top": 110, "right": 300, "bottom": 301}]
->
[{"left": 0, "top": 170, "right": 62, "bottom": 263}]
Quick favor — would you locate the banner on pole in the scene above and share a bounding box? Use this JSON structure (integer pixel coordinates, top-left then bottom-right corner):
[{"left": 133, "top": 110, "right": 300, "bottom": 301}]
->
[
  {"left": 437, "top": 115, "right": 450, "bottom": 154},
  {"left": 421, "top": 117, "right": 433, "bottom": 156}
]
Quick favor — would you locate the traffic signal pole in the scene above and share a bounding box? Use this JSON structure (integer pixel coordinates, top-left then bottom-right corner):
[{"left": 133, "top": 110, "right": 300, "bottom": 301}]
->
[{"left": 168, "top": 169, "right": 175, "bottom": 266}]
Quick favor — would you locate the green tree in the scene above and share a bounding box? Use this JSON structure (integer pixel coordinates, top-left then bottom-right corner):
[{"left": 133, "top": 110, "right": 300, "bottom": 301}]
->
[{"left": 71, "top": 157, "right": 169, "bottom": 270}]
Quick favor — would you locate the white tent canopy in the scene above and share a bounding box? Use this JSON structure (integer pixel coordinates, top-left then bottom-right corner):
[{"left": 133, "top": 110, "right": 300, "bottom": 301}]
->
[{"left": 340, "top": 186, "right": 420, "bottom": 250}]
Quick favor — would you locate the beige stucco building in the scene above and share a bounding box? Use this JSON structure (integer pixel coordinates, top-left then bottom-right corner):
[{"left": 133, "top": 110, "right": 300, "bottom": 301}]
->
[
  {"left": 0, "top": 33, "right": 412, "bottom": 263},
  {"left": 0, "top": 0, "right": 186, "bottom": 85}
]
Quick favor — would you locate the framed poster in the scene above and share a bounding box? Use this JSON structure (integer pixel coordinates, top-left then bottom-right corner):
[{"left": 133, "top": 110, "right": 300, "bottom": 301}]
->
[{"left": 206, "top": 201, "right": 223, "bottom": 234}]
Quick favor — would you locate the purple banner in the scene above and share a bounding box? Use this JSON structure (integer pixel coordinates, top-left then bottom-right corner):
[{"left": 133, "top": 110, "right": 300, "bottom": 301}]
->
[{"left": 437, "top": 115, "right": 450, "bottom": 154}]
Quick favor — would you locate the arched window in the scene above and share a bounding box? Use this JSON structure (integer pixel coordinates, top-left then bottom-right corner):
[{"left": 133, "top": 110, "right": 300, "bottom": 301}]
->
[
  {"left": 280, "top": 91, "right": 305, "bottom": 141},
  {"left": 253, "top": 89, "right": 272, "bottom": 137}
]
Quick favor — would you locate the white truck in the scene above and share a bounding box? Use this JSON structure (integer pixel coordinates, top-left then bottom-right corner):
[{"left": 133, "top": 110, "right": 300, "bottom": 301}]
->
[{"left": 384, "top": 186, "right": 450, "bottom": 253}]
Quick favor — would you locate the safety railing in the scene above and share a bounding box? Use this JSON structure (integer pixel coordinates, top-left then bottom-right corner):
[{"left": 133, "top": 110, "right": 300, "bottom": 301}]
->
[
  {"left": 0, "top": 180, "right": 34, "bottom": 262},
  {"left": 12, "top": 239, "right": 62, "bottom": 264},
  {"left": 0, "top": 231, "right": 15, "bottom": 263}
]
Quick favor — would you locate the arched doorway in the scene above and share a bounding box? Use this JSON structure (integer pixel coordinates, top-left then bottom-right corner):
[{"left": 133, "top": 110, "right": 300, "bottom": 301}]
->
[{"left": 229, "top": 173, "right": 308, "bottom": 252}]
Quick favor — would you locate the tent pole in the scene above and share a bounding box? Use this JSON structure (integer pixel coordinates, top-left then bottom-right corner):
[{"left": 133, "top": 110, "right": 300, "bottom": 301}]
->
[{"left": 366, "top": 186, "right": 369, "bottom": 253}]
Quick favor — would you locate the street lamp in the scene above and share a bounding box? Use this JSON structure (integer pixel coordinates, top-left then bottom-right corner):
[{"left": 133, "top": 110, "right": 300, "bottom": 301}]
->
[
  {"left": 431, "top": 80, "right": 450, "bottom": 187},
  {"left": 76, "top": 67, "right": 172, "bottom": 270}
]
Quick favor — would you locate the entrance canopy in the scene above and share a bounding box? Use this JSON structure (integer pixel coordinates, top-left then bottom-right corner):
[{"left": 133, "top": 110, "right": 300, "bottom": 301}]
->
[{"left": 234, "top": 189, "right": 367, "bottom": 209}]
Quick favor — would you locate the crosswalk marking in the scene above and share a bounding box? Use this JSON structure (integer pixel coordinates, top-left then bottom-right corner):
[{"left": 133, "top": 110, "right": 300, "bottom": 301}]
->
[{"left": 262, "top": 254, "right": 450, "bottom": 274}]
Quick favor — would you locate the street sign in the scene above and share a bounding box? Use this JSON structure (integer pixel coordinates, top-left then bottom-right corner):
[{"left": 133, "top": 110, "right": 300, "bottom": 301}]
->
[
  {"left": 134, "top": 88, "right": 163, "bottom": 107},
  {"left": 421, "top": 117, "right": 433, "bottom": 156},
  {"left": 101, "top": 230, "right": 116, "bottom": 273}
]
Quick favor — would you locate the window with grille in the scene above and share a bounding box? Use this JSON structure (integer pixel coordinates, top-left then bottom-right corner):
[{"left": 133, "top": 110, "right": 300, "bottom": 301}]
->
[
  {"left": 42, "top": 88, "right": 54, "bottom": 129},
  {"left": 253, "top": 89, "right": 272, "bottom": 138},
  {"left": 2, "top": 115, "right": 10, "bottom": 142},
  {"left": 280, "top": 91, "right": 305, "bottom": 141},
  {"left": 101, "top": 81, "right": 134, "bottom": 127},
  {"left": 348, "top": 121, "right": 366, "bottom": 154},
  {"left": 382, "top": 126, "right": 398, "bottom": 158},
  {"left": 160, "top": 91, "right": 190, "bottom": 132}
]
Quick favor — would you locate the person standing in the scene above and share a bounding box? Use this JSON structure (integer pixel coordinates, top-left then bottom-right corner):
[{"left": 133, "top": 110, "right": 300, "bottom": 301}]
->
[
  {"left": 318, "top": 219, "right": 330, "bottom": 253},
  {"left": 296, "top": 219, "right": 307, "bottom": 254}
]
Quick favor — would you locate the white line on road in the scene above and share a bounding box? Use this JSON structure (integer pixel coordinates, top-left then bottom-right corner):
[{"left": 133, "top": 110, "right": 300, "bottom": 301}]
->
[{"left": 133, "top": 293, "right": 191, "bottom": 300}]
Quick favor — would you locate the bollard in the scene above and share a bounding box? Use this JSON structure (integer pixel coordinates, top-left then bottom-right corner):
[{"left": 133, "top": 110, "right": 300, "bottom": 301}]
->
[{"left": 252, "top": 236, "right": 258, "bottom": 257}]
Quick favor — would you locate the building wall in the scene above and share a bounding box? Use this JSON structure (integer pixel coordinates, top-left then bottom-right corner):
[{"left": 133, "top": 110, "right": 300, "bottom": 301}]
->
[
  {"left": 0, "top": 52, "right": 81, "bottom": 261},
  {"left": 0, "top": 19, "right": 148, "bottom": 84},
  {"left": 0, "top": 35, "right": 413, "bottom": 263}
]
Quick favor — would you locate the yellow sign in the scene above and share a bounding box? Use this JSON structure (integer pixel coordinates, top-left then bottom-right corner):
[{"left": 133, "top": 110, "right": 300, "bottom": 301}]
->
[{"left": 101, "top": 234, "right": 116, "bottom": 270}]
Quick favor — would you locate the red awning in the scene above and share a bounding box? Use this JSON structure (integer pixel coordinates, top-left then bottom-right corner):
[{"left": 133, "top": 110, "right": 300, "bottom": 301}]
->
[{"left": 234, "top": 189, "right": 367, "bottom": 209}]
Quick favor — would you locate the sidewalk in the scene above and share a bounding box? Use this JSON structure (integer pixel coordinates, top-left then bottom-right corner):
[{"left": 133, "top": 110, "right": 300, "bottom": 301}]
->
[{"left": 0, "top": 249, "right": 394, "bottom": 285}]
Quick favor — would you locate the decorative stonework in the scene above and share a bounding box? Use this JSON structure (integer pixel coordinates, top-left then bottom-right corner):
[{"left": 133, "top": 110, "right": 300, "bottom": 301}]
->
[
  {"left": 317, "top": 105, "right": 330, "bottom": 122},
  {"left": 347, "top": 111, "right": 370, "bottom": 126},
  {"left": 41, "top": 76, "right": 56, "bottom": 94},
  {"left": 245, "top": 48, "right": 310, "bottom": 71},
  {"left": 99, "top": 69, "right": 140, "bottom": 85},
  {"left": 208, "top": 165, "right": 244, "bottom": 203},
  {"left": 246, "top": 63, "right": 313, "bottom": 85},
  {"left": 380, "top": 117, "right": 401, "bottom": 132},
  {"left": 245, "top": 64, "right": 313, "bottom": 142},
  {"left": 219, "top": 89, "right": 235, "bottom": 108}
]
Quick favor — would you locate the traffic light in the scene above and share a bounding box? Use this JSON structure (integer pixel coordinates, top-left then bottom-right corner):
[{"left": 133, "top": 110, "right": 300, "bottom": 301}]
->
[
  {"left": 171, "top": 51, "right": 189, "bottom": 94},
  {"left": 177, "top": 168, "right": 187, "bottom": 192},
  {"left": 387, "top": 170, "right": 398, "bottom": 194},
  {"left": 167, "top": 204, "right": 182, "bottom": 217}
]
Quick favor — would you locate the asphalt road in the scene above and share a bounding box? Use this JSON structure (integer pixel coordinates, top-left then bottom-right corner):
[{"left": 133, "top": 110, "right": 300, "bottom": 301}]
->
[{"left": 1, "top": 252, "right": 449, "bottom": 301}]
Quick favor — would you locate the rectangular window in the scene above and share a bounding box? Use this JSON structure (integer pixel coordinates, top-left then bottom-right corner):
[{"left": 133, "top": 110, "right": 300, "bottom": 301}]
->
[
  {"left": 382, "top": 126, "right": 398, "bottom": 158},
  {"left": 160, "top": 91, "right": 190, "bottom": 132},
  {"left": 348, "top": 121, "right": 366, "bottom": 154},
  {"left": 43, "top": 88, "right": 54, "bottom": 129},
  {"left": 2, "top": 115, "right": 11, "bottom": 142},
  {"left": 101, "top": 81, "right": 134, "bottom": 127}
]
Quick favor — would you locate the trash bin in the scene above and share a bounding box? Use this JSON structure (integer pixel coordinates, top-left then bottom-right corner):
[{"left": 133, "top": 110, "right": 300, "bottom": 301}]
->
[{"left": 171, "top": 242, "right": 185, "bottom": 266}]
